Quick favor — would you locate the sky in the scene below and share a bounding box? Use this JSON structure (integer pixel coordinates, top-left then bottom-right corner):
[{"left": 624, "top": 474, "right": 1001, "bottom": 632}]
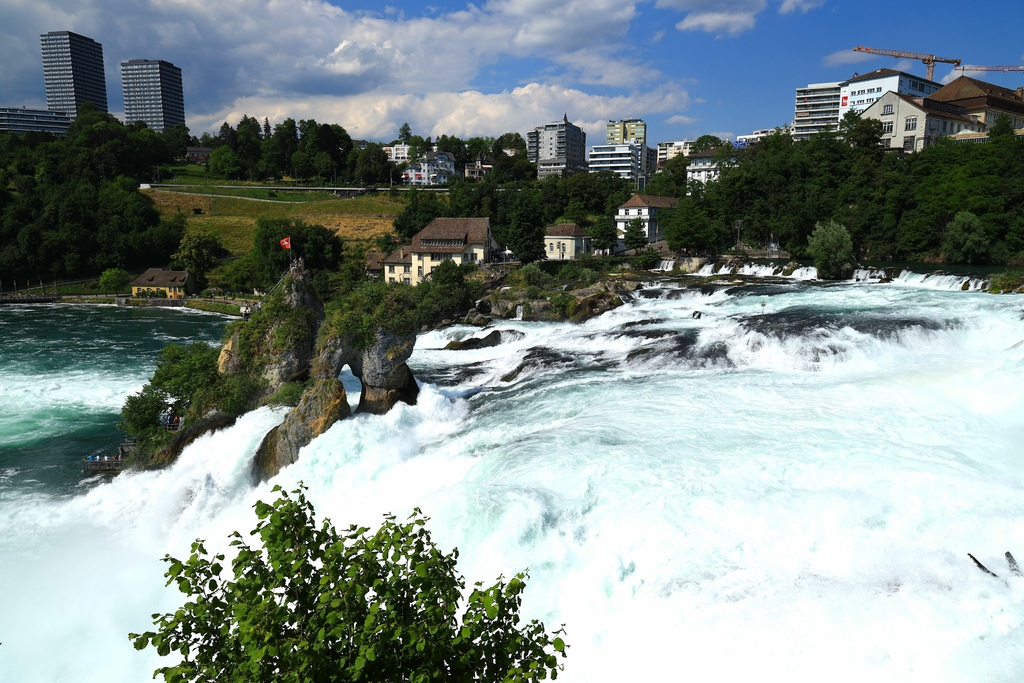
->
[{"left": 2, "top": 0, "right": 1023, "bottom": 147}]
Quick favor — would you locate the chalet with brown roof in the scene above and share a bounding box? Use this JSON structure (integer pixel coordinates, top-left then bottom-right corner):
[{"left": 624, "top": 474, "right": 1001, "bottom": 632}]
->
[
  {"left": 401, "top": 217, "right": 497, "bottom": 285},
  {"left": 365, "top": 251, "right": 386, "bottom": 279},
  {"left": 615, "top": 194, "right": 679, "bottom": 251},
  {"left": 544, "top": 223, "right": 592, "bottom": 260},
  {"left": 381, "top": 246, "right": 414, "bottom": 284},
  {"left": 130, "top": 268, "right": 197, "bottom": 298}
]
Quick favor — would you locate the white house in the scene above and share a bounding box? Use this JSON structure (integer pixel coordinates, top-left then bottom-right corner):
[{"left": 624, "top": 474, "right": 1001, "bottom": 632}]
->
[
  {"left": 544, "top": 223, "right": 592, "bottom": 260},
  {"left": 615, "top": 194, "right": 678, "bottom": 251},
  {"left": 403, "top": 151, "right": 457, "bottom": 186}
]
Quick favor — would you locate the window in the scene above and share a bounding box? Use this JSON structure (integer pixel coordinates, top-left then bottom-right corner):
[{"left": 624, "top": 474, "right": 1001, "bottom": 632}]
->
[
  {"left": 881, "top": 121, "right": 893, "bottom": 134},
  {"left": 388, "top": 265, "right": 395, "bottom": 273},
  {"left": 903, "top": 136, "right": 916, "bottom": 151},
  {"left": 417, "top": 266, "right": 423, "bottom": 276},
  {"left": 882, "top": 104, "right": 894, "bottom": 115},
  {"left": 905, "top": 117, "right": 917, "bottom": 131},
  {"left": 403, "top": 265, "right": 410, "bottom": 273}
]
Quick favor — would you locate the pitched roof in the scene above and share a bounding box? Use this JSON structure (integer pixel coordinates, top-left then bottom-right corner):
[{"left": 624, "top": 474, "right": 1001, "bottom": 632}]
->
[
  {"left": 131, "top": 268, "right": 191, "bottom": 287},
  {"left": 883, "top": 92, "right": 977, "bottom": 124},
  {"left": 412, "top": 217, "right": 491, "bottom": 253},
  {"left": 364, "top": 251, "right": 386, "bottom": 272},
  {"left": 620, "top": 194, "right": 679, "bottom": 210},
  {"left": 928, "top": 76, "right": 1024, "bottom": 117},
  {"left": 544, "top": 223, "right": 590, "bottom": 238},
  {"left": 381, "top": 246, "right": 412, "bottom": 265}
]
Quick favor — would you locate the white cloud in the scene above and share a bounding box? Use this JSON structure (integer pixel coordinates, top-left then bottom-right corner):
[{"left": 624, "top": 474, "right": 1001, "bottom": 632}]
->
[
  {"left": 657, "top": 0, "right": 766, "bottom": 36},
  {"left": 823, "top": 49, "right": 878, "bottom": 67},
  {"left": 778, "top": 0, "right": 823, "bottom": 13},
  {"left": 667, "top": 114, "right": 698, "bottom": 125}
]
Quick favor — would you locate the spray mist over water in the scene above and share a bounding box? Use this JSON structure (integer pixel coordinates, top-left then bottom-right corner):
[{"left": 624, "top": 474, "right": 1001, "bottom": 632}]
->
[{"left": 2, "top": 281, "right": 1024, "bottom": 682}]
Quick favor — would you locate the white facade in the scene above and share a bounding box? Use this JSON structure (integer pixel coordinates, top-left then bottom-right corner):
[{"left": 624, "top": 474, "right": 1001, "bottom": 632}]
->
[
  {"left": 687, "top": 151, "right": 723, "bottom": 184},
  {"left": 839, "top": 69, "right": 940, "bottom": 121},
  {"left": 383, "top": 144, "right": 411, "bottom": 163},
  {"left": 402, "top": 151, "right": 456, "bottom": 186},
  {"left": 793, "top": 81, "right": 842, "bottom": 141},
  {"left": 656, "top": 140, "right": 694, "bottom": 166},
  {"left": 589, "top": 141, "right": 648, "bottom": 186},
  {"left": 614, "top": 195, "right": 678, "bottom": 251}
]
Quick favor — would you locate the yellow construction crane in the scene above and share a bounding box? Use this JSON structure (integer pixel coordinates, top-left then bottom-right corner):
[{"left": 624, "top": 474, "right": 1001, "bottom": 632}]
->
[
  {"left": 955, "top": 65, "right": 1024, "bottom": 74},
  {"left": 852, "top": 46, "right": 962, "bottom": 81}
]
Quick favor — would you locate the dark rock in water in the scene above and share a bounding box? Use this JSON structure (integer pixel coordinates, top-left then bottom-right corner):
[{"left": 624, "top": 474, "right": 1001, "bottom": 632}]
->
[
  {"left": 253, "top": 378, "right": 350, "bottom": 481},
  {"left": 445, "top": 330, "right": 503, "bottom": 351},
  {"left": 359, "top": 363, "right": 419, "bottom": 414},
  {"left": 460, "top": 311, "right": 493, "bottom": 327},
  {"left": 475, "top": 298, "right": 492, "bottom": 315},
  {"left": 500, "top": 347, "right": 576, "bottom": 382}
]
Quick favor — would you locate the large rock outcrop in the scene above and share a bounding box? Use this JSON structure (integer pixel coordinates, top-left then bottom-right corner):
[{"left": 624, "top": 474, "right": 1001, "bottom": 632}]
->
[
  {"left": 313, "top": 327, "right": 420, "bottom": 415},
  {"left": 252, "top": 378, "right": 350, "bottom": 481}
]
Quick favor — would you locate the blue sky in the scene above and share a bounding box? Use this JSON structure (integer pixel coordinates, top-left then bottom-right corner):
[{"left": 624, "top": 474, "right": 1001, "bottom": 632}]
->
[{"left": 1, "top": 0, "right": 1022, "bottom": 147}]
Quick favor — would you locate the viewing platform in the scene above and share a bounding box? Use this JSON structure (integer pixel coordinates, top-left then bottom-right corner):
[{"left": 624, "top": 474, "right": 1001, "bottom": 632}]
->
[{"left": 83, "top": 440, "right": 136, "bottom": 474}]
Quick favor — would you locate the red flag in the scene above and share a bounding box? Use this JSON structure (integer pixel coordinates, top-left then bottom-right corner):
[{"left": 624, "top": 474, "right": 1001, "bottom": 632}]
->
[{"left": 280, "top": 237, "right": 291, "bottom": 250}]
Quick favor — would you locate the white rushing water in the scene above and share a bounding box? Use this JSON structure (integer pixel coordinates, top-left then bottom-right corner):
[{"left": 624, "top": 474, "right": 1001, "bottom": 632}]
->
[{"left": 2, "top": 279, "right": 1024, "bottom": 681}]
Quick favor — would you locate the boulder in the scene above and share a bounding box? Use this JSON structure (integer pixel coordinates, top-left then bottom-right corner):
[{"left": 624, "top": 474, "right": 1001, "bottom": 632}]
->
[{"left": 444, "top": 330, "right": 503, "bottom": 351}]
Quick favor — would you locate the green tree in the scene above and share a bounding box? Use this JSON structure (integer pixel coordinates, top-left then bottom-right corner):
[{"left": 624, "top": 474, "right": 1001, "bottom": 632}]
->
[
  {"left": 398, "top": 122, "right": 413, "bottom": 143},
  {"left": 99, "top": 267, "right": 131, "bottom": 294},
  {"left": 690, "top": 134, "right": 724, "bottom": 154},
  {"left": 989, "top": 114, "right": 1015, "bottom": 140},
  {"left": 208, "top": 146, "right": 242, "bottom": 179},
  {"left": 131, "top": 486, "right": 567, "bottom": 682},
  {"left": 942, "top": 210, "right": 991, "bottom": 264},
  {"left": 172, "top": 227, "right": 223, "bottom": 289},
  {"left": 588, "top": 216, "right": 618, "bottom": 254},
  {"left": 504, "top": 192, "right": 546, "bottom": 263},
  {"left": 623, "top": 217, "right": 649, "bottom": 252},
  {"left": 807, "top": 220, "right": 855, "bottom": 280}
]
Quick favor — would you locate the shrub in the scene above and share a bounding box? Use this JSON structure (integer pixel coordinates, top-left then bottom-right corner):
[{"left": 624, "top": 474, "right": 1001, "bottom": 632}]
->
[{"left": 807, "top": 220, "right": 855, "bottom": 280}]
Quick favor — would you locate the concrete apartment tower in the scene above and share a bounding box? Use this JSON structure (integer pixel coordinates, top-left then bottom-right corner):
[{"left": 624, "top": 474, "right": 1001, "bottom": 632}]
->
[
  {"left": 526, "top": 114, "right": 588, "bottom": 179},
  {"left": 606, "top": 117, "right": 647, "bottom": 145},
  {"left": 40, "top": 31, "right": 108, "bottom": 114},
  {"left": 120, "top": 59, "right": 185, "bottom": 132}
]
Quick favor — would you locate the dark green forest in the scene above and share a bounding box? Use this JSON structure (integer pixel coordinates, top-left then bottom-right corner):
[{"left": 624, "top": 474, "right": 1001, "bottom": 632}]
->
[{"left": 648, "top": 117, "right": 1024, "bottom": 264}]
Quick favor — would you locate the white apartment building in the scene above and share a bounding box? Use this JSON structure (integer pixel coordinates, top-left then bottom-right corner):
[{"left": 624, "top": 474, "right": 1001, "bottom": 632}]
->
[
  {"left": 687, "top": 149, "right": 725, "bottom": 184},
  {"left": 656, "top": 140, "right": 694, "bottom": 166},
  {"left": 735, "top": 128, "right": 786, "bottom": 147},
  {"left": 383, "top": 144, "right": 411, "bottom": 163},
  {"left": 402, "top": 151, "right": 456, "bottom": 186},
  {"left": 838, "top": 68, "right": 940, "bottom": 121},
  {"left": 793, "top": 81, "right": 842, "bottom": 140},
  {"left": 588, "top": 141, "right": 648, "bottom": 186}
]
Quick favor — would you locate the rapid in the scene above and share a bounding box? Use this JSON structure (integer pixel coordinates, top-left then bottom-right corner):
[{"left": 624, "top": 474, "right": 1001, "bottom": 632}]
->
[{"left": 2, "top": 276, "right": 1024, "bottom": 682}]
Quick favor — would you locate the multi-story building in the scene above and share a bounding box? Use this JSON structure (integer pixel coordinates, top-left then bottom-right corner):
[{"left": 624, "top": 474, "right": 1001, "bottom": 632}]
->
[
  {"left": 656, "top": 140, "right": 694, "bottom": 167},
  {"left": 614, "top": 194, "right": 678, "bottom": 250},
  {"left": 606, "top": 118, "right": 647, "bottom": 146},
  {"left": 464, "top": 155, "right": 494, "bottom": 181},
  {"left": 861, "top": 90, "right": 981, "bottom": 152},
  {"left": 120, "top": 59, "right": 185, "bottom": 132},
  {"left": 588, "top": 141, "right": 647, "bottom": 186},
  {"left": 687, "top": 148, "right": 733, "bottom": 185},
  {"left": 402, "top": 151, "right": 456, "bottom": 186},
  {"left": 526, "top": 114, "right": 588, "bottom": 179},
  {"left": 928, "top": 76, "right": 1024, "bottom": 131},
  {"left": 382, "top": 218, "right": 496, "bottom": 285},
  {"left": 40, "top": 31, "right": 107, "bottom": 115},
  {"left": 838, "top": 68, "right": 940, "bottom": 121},
  {"left": 0, "top": 107, "right": 71, "bottom": 136},
  {"left": 735, "top": 128, "right": 786, "bottom": 148},
  {"left": 861, "top": 91, "right": 979, "bottom": 152},
  {"left": 383, "top": 144, "right": 411, "bottom": 163},
  {"left": 792, "top": 81, "right": 842, "bottom": 140}
]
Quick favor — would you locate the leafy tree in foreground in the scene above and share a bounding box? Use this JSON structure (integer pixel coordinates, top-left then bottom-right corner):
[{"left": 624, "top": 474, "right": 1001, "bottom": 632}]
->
[
  {"left": 172, "top": 227, "right": 223, "bottom": 289},
  {"left": 623, "top": 217, "right": 649, "bottom": 252},
  {"left": 131, "top": 486, "right": 567, "bottom": 682},
  {"left": 807, "top": 219, "right": 855, "bottom": 280}
]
